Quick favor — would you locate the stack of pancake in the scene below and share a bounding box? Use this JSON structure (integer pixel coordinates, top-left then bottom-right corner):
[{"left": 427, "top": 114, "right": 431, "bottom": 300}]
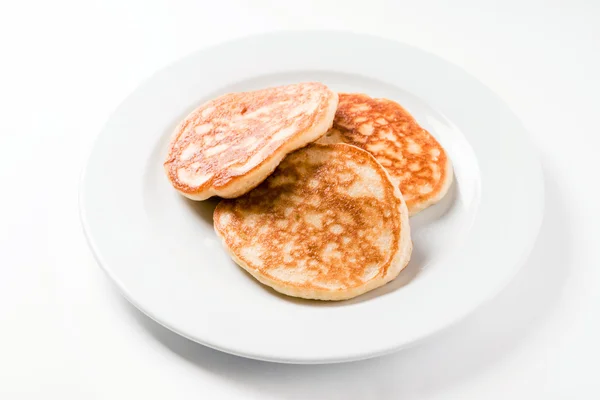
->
[{"left": 164, "top": 82, "right": 453, "bottom": 301}]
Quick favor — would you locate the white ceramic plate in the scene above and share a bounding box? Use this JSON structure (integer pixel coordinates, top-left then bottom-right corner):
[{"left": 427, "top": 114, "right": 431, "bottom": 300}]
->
[{"left": 80, "top": 31, "right": 543, "bottom": 364}]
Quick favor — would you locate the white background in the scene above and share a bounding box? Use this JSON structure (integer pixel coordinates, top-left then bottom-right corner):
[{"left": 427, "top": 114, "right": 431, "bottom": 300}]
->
[{"left": 1, "top": 0, "right": 599, "bottom": 398}]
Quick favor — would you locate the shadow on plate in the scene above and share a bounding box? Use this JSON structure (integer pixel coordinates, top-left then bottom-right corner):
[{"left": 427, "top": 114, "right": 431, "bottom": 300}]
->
[
  {"left": 119, "top": 160, "right": 571, "bottom": 400},
  {"left": 183, "top": 196, "right": 220, "bottom": 225}
]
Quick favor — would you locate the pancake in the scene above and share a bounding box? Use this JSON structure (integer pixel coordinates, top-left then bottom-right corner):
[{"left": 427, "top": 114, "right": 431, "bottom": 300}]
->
[
  {"left": 164, "top": 82, "right": 338, "bottom": 200},
  {"left": 318, "top": 93, "right": 453, "bottom": 215},
  {"left": 213, "top": 143, "right": 412, "bottom": 301}
]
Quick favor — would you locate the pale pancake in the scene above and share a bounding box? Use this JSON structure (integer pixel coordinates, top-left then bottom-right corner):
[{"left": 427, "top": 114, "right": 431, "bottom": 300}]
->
[
  {"left": 214, "top": 143, "right": 412, "bottom": 301},
  {"left": 165, "top": 82, "right": 338, "bottom": 200},
  {"left": 318, "top": 93, "right": 453, "bottom": 215}
]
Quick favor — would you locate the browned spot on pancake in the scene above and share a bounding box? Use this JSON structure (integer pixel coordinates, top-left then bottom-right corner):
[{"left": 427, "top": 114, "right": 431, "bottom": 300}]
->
[
  {"left": 214, "top": 143, "right": 402, "bottom": 292},
  {"left": 164, "top": 82, "right": 336, "bottom": 195},
  {"left": 318, "top": 93, "right": 449, "bottom": 213}
]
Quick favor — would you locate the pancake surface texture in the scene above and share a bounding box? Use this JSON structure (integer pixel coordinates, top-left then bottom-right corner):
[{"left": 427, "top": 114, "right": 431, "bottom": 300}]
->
[
  {"left": 318, "top": 93, "right": 453, "bottom": 215},
  {"left": 165, "top": 82, "right": 338, "bottom": 200},
  {"left": 214, "top": 143, "right": 412, "bottom": 301}
]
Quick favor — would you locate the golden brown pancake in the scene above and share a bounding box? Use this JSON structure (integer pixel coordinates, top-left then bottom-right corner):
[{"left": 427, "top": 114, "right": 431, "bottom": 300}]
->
[
  {"left": 164, "top": 82, "right": 338, "bottom": 200},
  {"left": 214, "top": 143, "right": 412, "bottom": 301},
  {"left": 318, "top": 93, "right": 453, "bottom": 215}
]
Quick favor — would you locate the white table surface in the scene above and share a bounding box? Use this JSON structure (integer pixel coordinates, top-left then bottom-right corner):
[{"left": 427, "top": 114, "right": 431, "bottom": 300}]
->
[{"left": 1, "top": 0, "right": 599, "bottom": 398}]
